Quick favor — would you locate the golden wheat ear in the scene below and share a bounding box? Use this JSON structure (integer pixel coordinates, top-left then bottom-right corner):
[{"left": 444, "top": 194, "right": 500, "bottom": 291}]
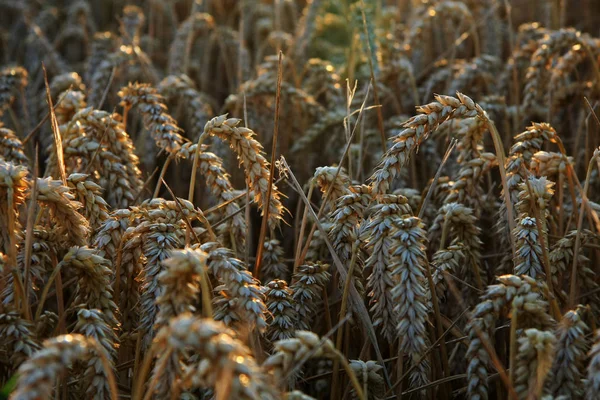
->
[{"left": 11, "top": 334, "right": 117, "bottom": 400}]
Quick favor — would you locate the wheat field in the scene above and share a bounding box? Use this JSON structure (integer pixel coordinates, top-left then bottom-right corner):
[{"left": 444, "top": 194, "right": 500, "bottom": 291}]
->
[{"left": 1, "top": 0, "right": 600, "bottom": 399}]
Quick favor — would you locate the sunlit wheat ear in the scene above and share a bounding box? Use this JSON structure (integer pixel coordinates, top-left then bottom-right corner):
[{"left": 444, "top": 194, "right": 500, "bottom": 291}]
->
[
  {"left": 0, "top": 126, "right": 28, "bottom": 165},
  {"left": 155, "top": 248, "right": 207, "bottom": 330},
  {"left": 328, "top": 185, "right": 371, "bottom": 295},
  {"left": 504, "top": 123, "right": 558, "bottom": 205},
  {"left": 388, "top": 215, "right": 431, "bottom": 389},
  {"left": 530, "top": 151, "right": 572, "bottom": 179},
  {"left": 93, "top": 209, "right": 141, "bottom": 330},
  {"left": 547, "top": 306, "right": 589, "bottom": 398},
  {"left": 117, "top": 82, "right": 186, "bottom": 154},
  {"left": 73, "top": 308, "right": 118, "bottom": 400},
  {"left": 36, "top": 178, "right": 90, "bottom": 246},
  {"left": 0, "top": 310, "right": 40, "bottom": 376},
  {"left": 265, "top": 279, "right": 296, "bottom": 343},
  {"left": 54, "top": 90, "right": 87, "bottom": 126},
  {"left": 125, "top": 200, "right": 195, "bottom": 347},
  {"left": 290, "top": 262, "right": 331, "bottom": 331},
  {"left": 68, "top": 108, "right": 142, "bottom": 208},
  {"left": 361, "top": 194, "right": 412, "bottom": 341},
  {"left": 200, "top": 242, "right": 268, "bottom": 332},
  {"left": 202, "top": 115, "right": 285, "bottom": 229},
  {"left": 151, "top": 248, "right": 208, "bottom": 399},
  {"left": 514, "top": 328, "right": 556, "bottom": 399},
  {"left": 152, "top": 314, "right": 277, "bottom": 399},
  {"left": 466, "top": 275, "right": 554, "bottom": 400},
  {"left": 349, "top": 360, "right": 385, "bottom": 400},
  {"left": 262, "top": 239, "right": 288, "bottom": 282},
  {"left": 263, "top": 330, "right": 347, "bottom": 388},
  {"left": 0, "top": 160, "right": 29, "bottom": 255},
  {"left": 10, "top": 334, "right": 116, "bottom": 400},
  {"left": 168, "top": 13, "right": 215, "bottom": 76},
  {"left": 312, "top": 165, "right": 352, "bottom": 211},
  {"left": 59, "top": 246, "right": 119, "bottom": 330},
  {"left": 369, "top": 92, "right": 485, "bottom": 195},
  {"left": 67, "top": 173, "right": 110, "bottom": 231},
  {"left": 0, "top": 66, "right": 27, "bottom": 118}
]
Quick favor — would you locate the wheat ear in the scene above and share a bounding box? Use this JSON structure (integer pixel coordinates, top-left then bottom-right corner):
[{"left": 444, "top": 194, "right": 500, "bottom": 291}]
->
[
  {"left": 265, "top": 279, "right": 296, "bottom": 343},
  {"left": 513, "top": 328, "right": 556, "bottom": 399},
  {"left": 11, "top": 334, "right": 117, "bottom": 400},
  {"left": 361, "top": 194, "right": 412, "bottom": 341},
  {"left": 201, "top": 115, "right": 284, "bottom": 229},
  {"left": 117, "top": 82, "right": 186, "bottom": 154},
  {"left": 150, "top": 248, "right": 208, "bottom": 399},
  {"left": 290, "top": 262, "right": 331, "bottom": 331},
  {"left": 149, "top": 314, "right": 277, "bottom": 399},
  {"left": 0, "top": 66, "right": 28, "bottom": 118},
  {"left": 547, "top": 306, "right": 589, "bottom": 398},
  {"left": 36, "top": 178, "right": 90, "bottom": 246},
  {"left": 466, "top": 275, "right": 554, "bottom": 400},
  {"left": 0, "top": 126, "right": 28, "bottom": 165},
  {"left": 201, "top": 242, "right": 268, "bottom": 332}
]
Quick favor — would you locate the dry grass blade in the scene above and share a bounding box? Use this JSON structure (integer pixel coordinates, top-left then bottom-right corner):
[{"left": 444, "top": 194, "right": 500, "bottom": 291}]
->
[{"left": 279, "top": 156, "right": 392, "bottom": 389}]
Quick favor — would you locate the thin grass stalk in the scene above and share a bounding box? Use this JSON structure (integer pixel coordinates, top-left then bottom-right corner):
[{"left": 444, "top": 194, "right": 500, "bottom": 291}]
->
[
  {"left": 569, "top": 149, "right": 598, "bottom": 307},
  {"left": 255, "top": 51, "right": 283, "bottom": 277}
]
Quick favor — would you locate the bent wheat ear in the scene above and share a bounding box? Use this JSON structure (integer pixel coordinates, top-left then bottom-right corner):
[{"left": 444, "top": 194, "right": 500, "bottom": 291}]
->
[
  {"left": 202, "top": 115, "right": 284, "bottom": 229},
  {"left": 36, "top": 178, "right": 90, "bottom": 246},
  {"left": 11, "top": 334, "right": 117, "bottom": 400},
  {"left": 312, "top": 165, "right": 351, "bottom": 211},
  {"left": 58, "top": 246, "right": 119, "bottom": 330},
  {"left": 152, "top": 314, "right": 277, "bottom": 399},
  {"left": 117, "top": 82, "right": 186, "bottom": 154},
  {"left": 369, "top": 93, "right": 484, "bottom": 195}
]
